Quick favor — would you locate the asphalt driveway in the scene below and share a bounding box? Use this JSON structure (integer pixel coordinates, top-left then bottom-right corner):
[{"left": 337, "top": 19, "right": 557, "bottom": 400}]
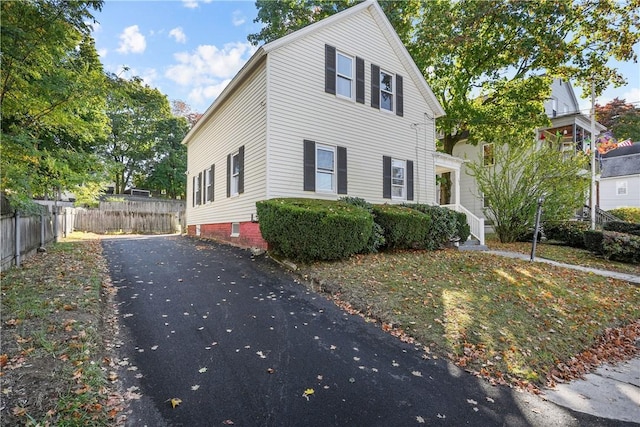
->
[{"left": 101, "top": 235, "right": 630, "bottom": 426}]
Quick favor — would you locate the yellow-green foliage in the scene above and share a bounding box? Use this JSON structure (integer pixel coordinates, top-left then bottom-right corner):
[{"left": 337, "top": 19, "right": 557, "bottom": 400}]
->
[{"left": 608, "top": 207, "right": 640, "bottom": 224}]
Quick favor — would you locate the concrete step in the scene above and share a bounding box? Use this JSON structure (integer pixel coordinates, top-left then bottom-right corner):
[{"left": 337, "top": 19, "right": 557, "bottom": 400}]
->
[{"left": 458, "top": 239, "right": 488, "bottom": 251}]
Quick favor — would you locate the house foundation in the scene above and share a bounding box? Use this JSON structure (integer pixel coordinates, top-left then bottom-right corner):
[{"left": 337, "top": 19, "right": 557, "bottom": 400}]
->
[{"left": 187, "top": 221, "right": 269, "bottom": 250}]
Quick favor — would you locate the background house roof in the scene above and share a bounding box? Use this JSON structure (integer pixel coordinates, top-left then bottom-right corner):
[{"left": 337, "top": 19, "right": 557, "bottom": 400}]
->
[{"left": 600, "top": 143, "right": 640, "bottom": 178}]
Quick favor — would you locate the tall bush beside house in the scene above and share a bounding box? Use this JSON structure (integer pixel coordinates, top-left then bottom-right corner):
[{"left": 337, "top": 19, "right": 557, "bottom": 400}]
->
[
  {"left": 601, "top": 231, "right": 640, "bottom": 264},
  {"left": 608, "top": 207, "right": 640, "bottom": 223},
  {"left": 467, "top": 136, "right": 589, "bottom": 243},
  {"left": 256, "top": 198, "right": 372, "bottom": 262},
  {"left": 454, "top": 211, "right": 471, "bottom": 243},
  {"left": 372, "top": 204, "right": 431, "bottom": 250},
  {"left": 404, "top": 204, "right": 458, "bottom": 249}
]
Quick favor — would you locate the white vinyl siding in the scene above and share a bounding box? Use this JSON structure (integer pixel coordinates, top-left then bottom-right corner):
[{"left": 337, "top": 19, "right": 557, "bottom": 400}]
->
[
  {"left": 599, "top": 176, "right": 640, "bottom": 210},
  {"left": 185, "top": 62, "right": 267, "bottom": 226},
  {"left": 265, "top": 8, "right": 436, "bottom": 204}
]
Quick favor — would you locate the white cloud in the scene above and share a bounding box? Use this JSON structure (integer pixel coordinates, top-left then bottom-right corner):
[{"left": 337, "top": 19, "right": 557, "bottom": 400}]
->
[
  {"left": 97, "top": 48, "right": 108, "bottom": 59},
  {"left": 165, "top": 42, "right": 257, "bottom": 86},
  {"left": 182, "top": 0, "right": 213, "bottom": 9},
  {"left": 188, "top": 80, "right": 233, "bottom": 107},
  {"left": 232, "top": 10, "right": 246, "bottom": 27},
  {"left": 622, "top": 87, "right": 640, "bottom": 104},
  {"left": 117, "top": 25, "right": 146, "bottom": 54},
  {"left": 169, "top": 27, "right": 187, "bottom": 44}
]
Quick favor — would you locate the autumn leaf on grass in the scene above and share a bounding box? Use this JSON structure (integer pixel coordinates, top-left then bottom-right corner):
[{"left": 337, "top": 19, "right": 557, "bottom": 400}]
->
[
  {"left": 302, "top": 388, "right": 314, "bottom": 401},
  {"left": 168, "top": 398, "right": 182, "bottom": 408}
]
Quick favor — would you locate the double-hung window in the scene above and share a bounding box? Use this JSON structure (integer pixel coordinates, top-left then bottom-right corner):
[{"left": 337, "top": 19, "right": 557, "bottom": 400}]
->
[
  {"left": 617, "top": 180, "right": 628, "bottom": 196},
  {"left": 205, "top": 165, "right": 214, "bottom": 202},
  {"left": 380, "top": 70, "right": 394, "bottom": 112},
  {"left": 336, "top": 52, "right": 353, "bottom": 99},
  {"left": 316, "top": 144, "right": 336, "bottom": 192},
  {"left": 231, "top": 153, "right": 240, "bottom": 196},
  {"left": 391, "top": 159, "right": 405, "bottom": 199}
]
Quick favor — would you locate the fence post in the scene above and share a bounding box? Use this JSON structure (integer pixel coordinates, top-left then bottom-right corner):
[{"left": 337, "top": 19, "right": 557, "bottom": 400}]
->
[
  {"left": 14, "top": 211, "right": 21, "bottom": 267},
  {"left": 40, "top": 213, "right": 46, "bottom": 251},
  {"left": 53, "top": 207, "right": 59, "bottom": 243}
]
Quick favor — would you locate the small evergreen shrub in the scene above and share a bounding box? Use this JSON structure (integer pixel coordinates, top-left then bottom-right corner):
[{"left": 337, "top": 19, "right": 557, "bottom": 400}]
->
[
  {"left": 339, "top": 197, "right": 385, "bottom": 253},
  {"left": 256, "top": 198, "right": 372, "bottom": 262},
  {"left": 455, "top": 211, "right": 471, "bottom": 243},
  {"left": 608, "top": 207, "right": 640, "bottom": 224},
  {"left": 602, "top": 231, "right": 640, "bottom": 264},
  {"left": 603, "top": 221, "right": 640, "bottom": 236},
  {"left": 372, "top": 204, "right": 431, "bottom": 250},
  {"left": 543, "top": 221, "right": 590, "bottom": 248},
  {"left": 404, "top": 204, "right": 457, "bottom": 249},
  {"left": 583, "top": 230, "right": 604, "bottom": 255}
]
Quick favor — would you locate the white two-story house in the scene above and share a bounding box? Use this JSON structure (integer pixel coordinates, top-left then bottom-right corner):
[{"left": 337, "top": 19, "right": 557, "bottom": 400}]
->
[{"left": 182, "top": 0, "right": 467, "bottom": 249}]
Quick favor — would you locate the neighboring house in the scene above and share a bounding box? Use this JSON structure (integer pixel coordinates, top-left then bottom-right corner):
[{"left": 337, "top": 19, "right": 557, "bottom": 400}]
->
[
  {"left": 599, "top": 142, "right": 640, "bottom": 210},
  {"left": 452, "top": 78, "right": 606, "bottom": 222},
  {"left": 182, "top": 0, "right": 482, "bottom": 249}
]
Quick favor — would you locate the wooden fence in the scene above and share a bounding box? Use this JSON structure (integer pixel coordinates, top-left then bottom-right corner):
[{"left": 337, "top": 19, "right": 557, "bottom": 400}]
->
[
  {"left": 73, "top": 210, "right": 182, "bottom": 234},
  {"left": 1, "top": 210, "right": 69, "bottom": 272}
]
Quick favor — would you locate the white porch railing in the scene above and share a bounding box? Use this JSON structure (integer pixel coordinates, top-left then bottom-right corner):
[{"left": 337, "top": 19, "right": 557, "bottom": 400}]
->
[{"left": 442, "top": 204, "right": 485, "bottom": 246}]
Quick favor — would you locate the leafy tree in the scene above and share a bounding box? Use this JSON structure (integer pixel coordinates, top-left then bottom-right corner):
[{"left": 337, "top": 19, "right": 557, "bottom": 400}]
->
[
  {"left": 467, "top": 137, "right": 590, "bottom": 243},
  {"left": 135, "top": 116, "right": 190, "bottom": 199},
  {"left": 171, "top": 99, "right": 203, "bottom": 129},
  {"left": 595, "top": 98, "right": 640, "bottom": 142},
  {"left": 99, "top": 74, "right": 173, "bottom": 194},
  {"left": 1, "top": 0, "right": 108, "bottom": 209}
]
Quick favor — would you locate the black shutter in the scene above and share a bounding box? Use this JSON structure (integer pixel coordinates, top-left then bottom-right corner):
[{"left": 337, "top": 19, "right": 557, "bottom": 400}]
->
[
  {"left": 325, "top": 44, "right": 336, "bottom": 95},
  {"left": 303, "top": 139, "right": 316, "bottom": 191},
  {"left": 337, "top": 146, "right": 347, "bottom": 194},
  {"left": 371, "top": 64, "right": 380, "bottom": 109},
  {"left": 383, "top": 155, "right": 391, "bottom": 199},
  {"left": 226, "top": 154, "right": 231, "bottom": 198},
  {"left": 356, "top": 57, "right": 365, "bottom": 104},
  {"left": 406, "top": 160, "right": 414, "bottom": 201},
  {"left": 197, "top": 172, "right": 203, "bottom": 205},
  {"left": 238, "top": 145, "right": 245, "bottom": 194},
  {"left": 208, "top": 164, "right": 215, "bottom": 202},
  {"left": 192, "top": 176, "right": 196, "bottom": 207},
  {"left": 396, "top": 74, "right": 403, "bottom": 117}
]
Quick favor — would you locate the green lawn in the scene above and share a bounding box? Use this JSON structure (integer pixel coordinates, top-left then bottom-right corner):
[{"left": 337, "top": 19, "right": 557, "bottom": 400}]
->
[{"left": 300, "top": 249, "right": 640, "bottom": 389}]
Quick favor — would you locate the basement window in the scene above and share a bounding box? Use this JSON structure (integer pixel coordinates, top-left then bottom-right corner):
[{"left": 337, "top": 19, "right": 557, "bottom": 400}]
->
[{"left": 231, "top": 222, "right": 240, "bottom": 237}]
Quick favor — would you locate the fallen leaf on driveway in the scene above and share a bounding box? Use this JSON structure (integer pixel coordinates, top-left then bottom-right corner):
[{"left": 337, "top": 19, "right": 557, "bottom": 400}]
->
[
  {"left": 199, "top": 367, "right": 207, "bottom": 373},
  {"left": 416, "top": 415, "right": 425, "bottom": 423},
  {"left": 191, "top": 385, "right": 200, "bottom": 391},
  {"left": 168, "top": 398, "right": 182, "bottom": 408},
  {"left": 411, "top": 371, "right": 422, "bottom": 377},
  {"left": 302, "top": 388, "right": 314, "bottom": 400}
]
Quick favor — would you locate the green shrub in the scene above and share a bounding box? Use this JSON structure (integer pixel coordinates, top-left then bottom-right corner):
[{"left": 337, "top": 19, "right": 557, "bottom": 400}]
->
[
  {"left": 404, "top": 204, "right": 457, "bottom": 249},
  {"left": 603, "top": 221, "right": 640, "bottom": 236},
  {"left": 583, "top": 230, "right": 604, "bottom": 255},
  {"left": 256, "top": 198, "right": 372, "bottom": 262},
  {"left": 602, "top": 231, "right": 640, "bottom": 264},
  {"left": 455, "top": 211, "right": 471, "bottom": 243},
  {"left": 339, "top": 197, "right": 385, "bottom": 253},
  {"left": 543, "top": 221, "right": 590, "bottom": 248},
  {"left": 372, "top": 204, "right": 431, "bottom": 250},
  {"left": 608, "top": 207, "right": 640, "bottom": 223}
]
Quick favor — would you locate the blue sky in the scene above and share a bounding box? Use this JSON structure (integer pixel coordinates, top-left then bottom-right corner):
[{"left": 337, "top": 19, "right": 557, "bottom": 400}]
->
[{"left": 92, "top": 0, "right": 640, "bottom": 114}]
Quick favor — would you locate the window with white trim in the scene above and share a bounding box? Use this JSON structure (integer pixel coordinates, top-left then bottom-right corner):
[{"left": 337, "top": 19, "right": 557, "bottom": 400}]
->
[
  {"left": 336, "top": 52, "right": 353, "bottom": 99},
  {"left": 616, "top": 180, "right": 628, "bottom": 196},
  {"left": 316, "top": 144, "right": 336, "bottom": 193},
  {"left": 391, "top": 158, "right": 406, "bottom": 199},
  {"left": 483, "top": 143, "right": 495, "bottom": 166},
  {"left": 231, "top": 152, "right": 240, "bottom": 196},
  {"left": 380, "top": 70, "right": 394, "bottom": 112},
  {"left": 205, "top": 166, "right": 213, "bottom": 202}
]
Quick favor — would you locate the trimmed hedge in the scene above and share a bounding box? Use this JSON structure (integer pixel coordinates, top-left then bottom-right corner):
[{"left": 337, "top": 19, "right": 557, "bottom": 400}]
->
[
  {"left": 256, "top": 198, "right": 372, "bottom": 262},
  {"left": 602, "top": 231, "right": 640, "bottom": 264},
  {"left": 603, "top": 221, "right": 640, "bottom": 236},
  {"left": 543, "top": 221, "right": 590, "bottom": 248},
  {"left": 583, "top": 230, "right": 604, "bottom": 255},
  {"left": 608, "top": 207, "right": 640, "bottom": 223},
  {"left": 339, "top": 197, "right": 385, "bottom": 253},
  {"left": 404, "top": 204, "right": 458, "bottom": 249},
  {"left": 372, "top": 204, "right": 431, "bottom": 250}
]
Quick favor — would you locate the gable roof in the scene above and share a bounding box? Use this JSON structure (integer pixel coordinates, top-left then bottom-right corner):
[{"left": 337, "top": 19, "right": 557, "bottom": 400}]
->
[
  {"left": 601, "top": 142, "right": 640, "bottom": 178},
  {"left": 183, "top": 0, "right": 445, "bottom": 145}
]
